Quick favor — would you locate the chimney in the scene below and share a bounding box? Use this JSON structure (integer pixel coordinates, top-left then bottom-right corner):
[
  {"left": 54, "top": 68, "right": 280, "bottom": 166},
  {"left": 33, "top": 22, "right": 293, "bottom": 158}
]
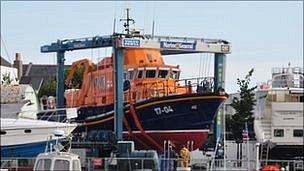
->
[{"left": 13, "top": 53, "right": 23, "bottom": 80}]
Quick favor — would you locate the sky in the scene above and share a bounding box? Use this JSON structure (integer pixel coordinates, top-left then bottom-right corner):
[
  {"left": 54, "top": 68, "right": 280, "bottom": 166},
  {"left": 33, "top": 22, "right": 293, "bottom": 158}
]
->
[{"left": 1, "top": 1, "right": 303, "bottom": 93}]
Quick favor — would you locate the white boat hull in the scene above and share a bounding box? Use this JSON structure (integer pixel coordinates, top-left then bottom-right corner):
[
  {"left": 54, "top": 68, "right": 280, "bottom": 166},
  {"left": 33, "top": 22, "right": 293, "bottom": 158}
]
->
[{"left": 1, "top": 118, "right": 77, "bottom": 157}]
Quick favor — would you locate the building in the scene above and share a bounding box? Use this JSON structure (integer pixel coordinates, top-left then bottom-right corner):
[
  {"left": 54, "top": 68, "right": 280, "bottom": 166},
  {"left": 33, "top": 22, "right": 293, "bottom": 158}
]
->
[
  {"left": 1, "top": 52, "right": 71, "bottom": 91},
  {"left": 20, "top": 63, "right": 59, "bottom": 91},
  {"left": 0, "top": 56, "right": 18, "bottom": 85}
]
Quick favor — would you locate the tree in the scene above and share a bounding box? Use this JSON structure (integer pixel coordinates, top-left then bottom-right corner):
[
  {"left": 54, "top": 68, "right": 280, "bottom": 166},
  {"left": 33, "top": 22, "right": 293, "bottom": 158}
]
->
[
  {"left": 38, "top": 77, "right": 57, "bottom": 99},
  {"left": 69, "top": 65, "right": 85, "bottom": 88},
  {"left": 2, "top": 72, "right": 13, "bottom": 84},
  {"left": 229, "top": 69, "right": 257, "bottom": 141},
  {"left": 38, "top": 65, "right": 88, "bottom": 98}
]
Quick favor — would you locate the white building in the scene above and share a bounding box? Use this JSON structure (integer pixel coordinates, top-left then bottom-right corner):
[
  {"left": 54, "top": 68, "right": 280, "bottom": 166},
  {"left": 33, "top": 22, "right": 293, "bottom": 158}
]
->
[
  {"left": 0, "top": 57, "right": 19, "bottom": 85},
  {"left": 1, "top": 66, "right": 18, "bottom": 84}
]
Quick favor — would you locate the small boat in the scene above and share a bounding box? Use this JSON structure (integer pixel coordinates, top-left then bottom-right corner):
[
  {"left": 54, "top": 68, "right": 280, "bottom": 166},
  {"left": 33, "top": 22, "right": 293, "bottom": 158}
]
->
[
  {"left": 33, "top": 130, "right": 81, "bottom": 171},
  {"left": 33, "top": 151, "right": 81, "bottom": 171},
  {"left": 0, "top": 118, "right": 77, "bottom": 157}
]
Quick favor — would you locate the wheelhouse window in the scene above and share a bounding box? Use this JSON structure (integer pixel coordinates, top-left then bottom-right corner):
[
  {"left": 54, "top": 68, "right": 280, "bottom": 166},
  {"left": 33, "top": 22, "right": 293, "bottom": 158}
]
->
[
  {"left": 128, "top": 69, "right": 134, "bottom": 80},
  {"left": 158, "top": 70, "right": 169, "bottom": 78},
  {"left": 72, "top": 160, "right": 81, "bottom": 171},
  {"left": 170, "top": 70, "right": 179, "bottom": 79},
  {"left": 137, "top": 70, "right": 144, "bottom": 79},
  {"left": 35, "top": 159, "right": 51, "bottom": 171},
  {"left": 293, "top": 129, "right": 303, "bottom": 137},
  {"left": 146, "top": 70, "right": 156, "bottom": 78},
  {"left": 274, "top": 129, "right": 284, "bottom": 137},
  {"left": 123, "top": 72, "right": 127, "bottom": 80},
  {"left": 54, "top": 159, "right": 70, "bottom": 170}
]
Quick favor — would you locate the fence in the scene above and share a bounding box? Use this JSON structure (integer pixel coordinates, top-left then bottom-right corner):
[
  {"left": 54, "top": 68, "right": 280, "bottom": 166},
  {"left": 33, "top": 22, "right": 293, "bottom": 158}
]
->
[
  {"left": 1, "top": 157, "right": 303, "bottom": 171},
  {"left": 1, "top": 158, "right": 36, "bottom": 171}
]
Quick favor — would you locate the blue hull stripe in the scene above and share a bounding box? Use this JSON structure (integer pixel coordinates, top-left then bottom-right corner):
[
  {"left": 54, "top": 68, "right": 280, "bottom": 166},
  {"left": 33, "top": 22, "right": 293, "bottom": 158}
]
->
[{"left": 1, "top": 140, "right": 57, "bottom": 157}]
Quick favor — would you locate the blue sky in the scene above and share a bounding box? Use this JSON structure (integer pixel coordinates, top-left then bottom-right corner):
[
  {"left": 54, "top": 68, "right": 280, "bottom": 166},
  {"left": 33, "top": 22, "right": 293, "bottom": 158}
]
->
[{"left": 1, "top": 1, "right": 303, "bottom": 92}]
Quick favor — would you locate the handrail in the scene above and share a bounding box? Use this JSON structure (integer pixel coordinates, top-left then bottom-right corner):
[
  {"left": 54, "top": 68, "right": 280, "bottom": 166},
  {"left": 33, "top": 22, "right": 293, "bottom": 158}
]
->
[{"left": 139, "top": 76, "right": 215, "bottom": 99}]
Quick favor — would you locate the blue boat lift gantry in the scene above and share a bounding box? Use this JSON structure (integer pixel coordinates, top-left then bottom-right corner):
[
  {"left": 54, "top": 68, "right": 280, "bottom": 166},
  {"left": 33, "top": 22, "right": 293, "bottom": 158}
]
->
[{"left": 40, "top": 33, "right": 231, "bottom": 143}]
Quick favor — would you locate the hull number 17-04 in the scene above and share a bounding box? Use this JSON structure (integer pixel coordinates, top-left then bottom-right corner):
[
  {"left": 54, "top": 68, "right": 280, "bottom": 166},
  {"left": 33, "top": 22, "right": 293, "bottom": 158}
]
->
[{"left": 154, "top": 106, "right": 174, "bottom": 115}]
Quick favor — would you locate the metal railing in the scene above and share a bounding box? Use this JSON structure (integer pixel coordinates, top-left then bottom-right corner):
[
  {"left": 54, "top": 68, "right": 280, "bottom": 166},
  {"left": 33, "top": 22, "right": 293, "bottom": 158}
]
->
[
  {"left": 271, "top": 78, "right": 304, "bottom": 88},
  {"left": 139, "top": 76, "right": 215, "bottom": 99},
  {"left": 1, "top": 158, "right": 36, "bottom": 171},
  {"left": 176, "top": 76, "right": 215, "bottom": 93},
  {"left": 126, "top": 76, "right": 216, "bottom": 102},
  {"left": 2, "top": 157, "right": 303, "bottom": 171}
]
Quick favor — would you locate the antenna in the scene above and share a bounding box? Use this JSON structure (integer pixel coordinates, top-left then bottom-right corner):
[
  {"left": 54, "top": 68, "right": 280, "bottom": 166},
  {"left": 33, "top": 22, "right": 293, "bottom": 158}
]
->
[
  {"left": 120, "top": 8, "right": 135, "bottom": 36},
  {"left": 113, "top": 18, "right": 116, "bottom": 34},
  {"left": 152, "top": 20, "right": 155, "bottom": 38}
]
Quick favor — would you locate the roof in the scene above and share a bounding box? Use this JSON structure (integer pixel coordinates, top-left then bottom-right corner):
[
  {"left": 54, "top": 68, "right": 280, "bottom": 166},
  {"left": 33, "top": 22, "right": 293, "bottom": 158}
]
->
[
  {"left": 19, "top": 64, "right": 70, "bottom": 90},
  {"left": 0, "top": 56, "right": 12, "bottom": 67},
  {"left": 37, "top": 151, "right": 80, "bottom": 160},
  {"left": 22, "top": 64, "right": 58, "bottom": 77}
]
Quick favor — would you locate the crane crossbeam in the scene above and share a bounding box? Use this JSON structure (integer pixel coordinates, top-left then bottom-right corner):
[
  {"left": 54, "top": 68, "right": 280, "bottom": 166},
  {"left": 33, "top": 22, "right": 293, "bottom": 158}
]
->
[
  {"left": 41, "top": 35, "right": 115, "bottom": 53},
  {"left": 41, "top": 34, "right": 231, "bottom": 54}
]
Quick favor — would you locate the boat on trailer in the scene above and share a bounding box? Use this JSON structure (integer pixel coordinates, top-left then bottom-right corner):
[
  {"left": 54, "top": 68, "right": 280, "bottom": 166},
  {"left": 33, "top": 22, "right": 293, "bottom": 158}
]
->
[
  {"left": 37, "top": 46, "right": 228, "bottom": 152},
  {"left": 37, "top": 12, "right": 228, "bottom": 152}
]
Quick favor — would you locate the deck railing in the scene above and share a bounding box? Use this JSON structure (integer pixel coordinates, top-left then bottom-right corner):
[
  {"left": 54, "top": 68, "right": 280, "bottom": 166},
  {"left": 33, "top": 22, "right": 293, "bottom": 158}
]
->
[{"left": 137, "top": 76, "right": 215, "bottom": 100}]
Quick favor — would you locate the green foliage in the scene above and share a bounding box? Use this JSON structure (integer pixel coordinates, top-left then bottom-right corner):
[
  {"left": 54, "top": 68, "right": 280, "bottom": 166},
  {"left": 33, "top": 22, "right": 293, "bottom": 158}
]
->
[
  {"left": 229, "top": 68, "right": 257, "bottom": 141},
  {"left": 70, "top": 65, "right": 85, "bottom": 88},
  {"left": 2, "top": 72, "right": 13, "bottom": 84},
  {"left": 38, "top": 77, "right": 57, "bottom": 99},
  {"left": 38, "top": 65, "right": 86, "bottom": 99}
]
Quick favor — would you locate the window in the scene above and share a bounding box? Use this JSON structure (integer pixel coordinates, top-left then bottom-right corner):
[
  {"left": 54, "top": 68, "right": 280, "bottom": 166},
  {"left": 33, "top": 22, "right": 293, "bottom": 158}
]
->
[
  {"left": 293, "top": 129, "right": 303, "bottom": 137},
  {"left": 137, "top": 70, "right": 143, "bottom": 79},
  {"left": 35, "top": 159, "right": 51, "bottom": 171},
  {"left": 158, "top": 70, "right": 168, "bottom": 78},
  {"left": 54, "top": 159, "right": 69, "bottom": 170},
  {"left": 170, "top": 70, "right": 179, "bottom": 79},
  {"left": 146, "top": 70, "right": 156, "bottom": 78},
  {"left": 72, "top": 160, "right": 81, "bottom": 171},
  {"left": 123, "top": 72, "right": 127, "bottom": 80},
  {"left": 1, "top": 130, "right": 6, "bottom": 135},
  {"left": 128, "top": 70, "right": 134, "bottom": 80},
  {"left": 24, "top": 129, "right": 31, "bottom": 133},
  {"left": 274, "top": 129, "right": 284, "bottom": 137}
]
